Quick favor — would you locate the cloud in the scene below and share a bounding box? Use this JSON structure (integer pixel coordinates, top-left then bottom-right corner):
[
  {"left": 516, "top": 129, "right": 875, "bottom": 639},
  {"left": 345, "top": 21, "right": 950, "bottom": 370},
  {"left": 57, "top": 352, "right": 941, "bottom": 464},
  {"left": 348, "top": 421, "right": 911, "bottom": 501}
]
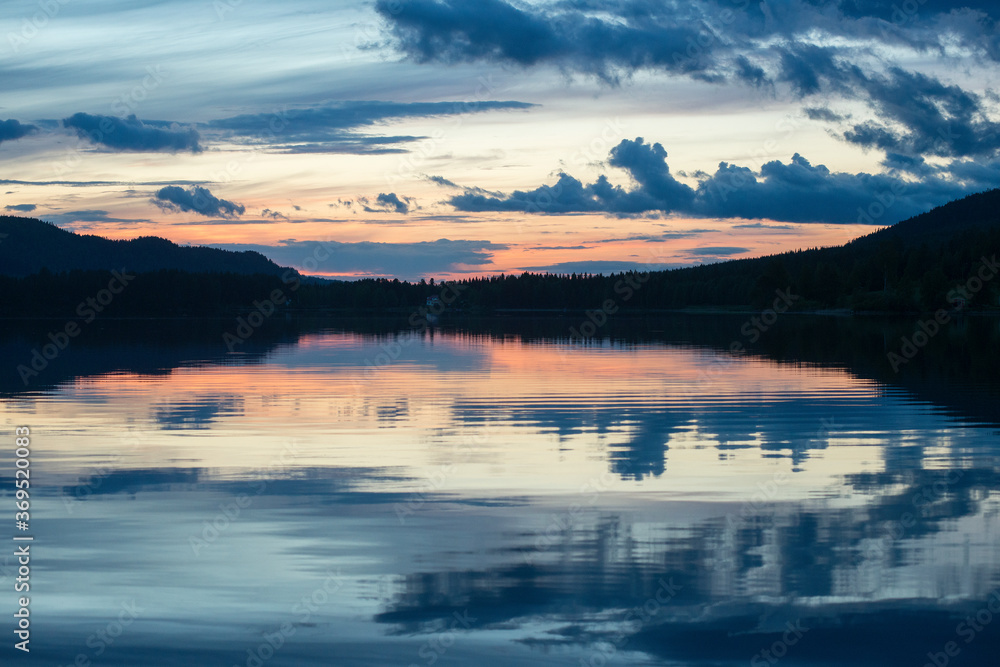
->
[
  {"left": 426, "top": 175, "right": 461, "bottom": 188},
  {"left": 0, "top": 119, "right": 37, "bottom": 144},
  {"left": 63, "top": 113, "right": 202, "bottom": 153},
  {"left": 154, "top": 186, "right": 245, "bottom": 218},
  {"left": 804, "top": 107, "right": 847, "bottom": 123},
  {"left": 207, "top": 100, "right": 535, "bottom": 153},
  {"left": 733, "top": 55, "right": 768, "bottom": 88},
  {"left": 4, "top": 204, "right": 36, "bottom": 212},
  {"left": 686, "top": 246, "right": 749, "bottom": 257},
  {"left": 210, "top": 239, "right": 507, "bottom": 278},
  {"left": 377, "top": 0, "right": 1000, "bottom": 78},
  {"left": 44, "top": 209, "right": 151, "bottom": 227},
  {"left": 0, "top": 179, "right": 207, "bottom": 187},
  {"left": 844, "top": 67, "right": 1000, "bottom": 158},
  {"left": 376, "top": 1, "right": 1000, "bottom": 160},
  {"left": 448, "top": 137, "right": 1000, "bottom": 224},
  {"left": 362, "top": 193, "right": 412, "bottom": 214},
  {"left": 516, "top": 260, "right": 683, "bottom": 274},
  {"left": 732, "top": 222, "right": 796, "bottom": 230},
  {"left": 261, "top": 208, "right": 288, "bottom": 220},
  {"left": 375, "top": 0, "right": 721, "bottom": 83},
  {"left": 776, "top": 44, "right": 843, "bottom": 97}
]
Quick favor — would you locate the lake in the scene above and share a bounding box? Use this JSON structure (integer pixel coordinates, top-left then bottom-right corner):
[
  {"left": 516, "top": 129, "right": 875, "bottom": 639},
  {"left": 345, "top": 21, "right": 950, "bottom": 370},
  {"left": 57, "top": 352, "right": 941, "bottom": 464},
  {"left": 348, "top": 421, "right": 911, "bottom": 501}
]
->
[{"left": 2, "top": 314, "right": 999, "bottom": 666}]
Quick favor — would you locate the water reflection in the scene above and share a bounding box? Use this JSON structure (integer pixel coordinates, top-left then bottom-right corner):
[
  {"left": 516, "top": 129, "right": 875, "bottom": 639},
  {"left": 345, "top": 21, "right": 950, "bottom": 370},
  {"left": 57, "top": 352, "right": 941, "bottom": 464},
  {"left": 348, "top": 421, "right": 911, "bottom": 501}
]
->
[{"left": 0, "top": 315, "right": 998, "bottom": 665}]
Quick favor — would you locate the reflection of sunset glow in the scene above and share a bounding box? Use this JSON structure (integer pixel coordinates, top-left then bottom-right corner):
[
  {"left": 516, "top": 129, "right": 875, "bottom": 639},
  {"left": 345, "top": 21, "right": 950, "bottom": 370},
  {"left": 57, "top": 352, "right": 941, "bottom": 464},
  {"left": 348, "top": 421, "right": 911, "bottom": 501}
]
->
[{"left": 5, "top": 332, "right": 968, "bottom": 505}]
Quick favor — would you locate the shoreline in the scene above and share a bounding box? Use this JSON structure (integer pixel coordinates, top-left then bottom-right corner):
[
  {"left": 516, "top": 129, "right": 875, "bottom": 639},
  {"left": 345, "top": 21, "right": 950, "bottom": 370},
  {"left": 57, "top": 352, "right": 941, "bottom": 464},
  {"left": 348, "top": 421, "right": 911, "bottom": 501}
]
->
[{"left": 1, "top": 308, "right": 998, "bottom": 322}]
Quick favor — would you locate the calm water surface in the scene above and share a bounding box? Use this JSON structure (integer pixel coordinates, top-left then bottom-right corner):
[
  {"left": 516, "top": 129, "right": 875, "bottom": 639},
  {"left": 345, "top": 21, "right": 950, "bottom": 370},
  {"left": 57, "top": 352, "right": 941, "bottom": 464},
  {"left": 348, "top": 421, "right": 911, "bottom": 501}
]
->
[{"left": 2, "top": 316, "right": 999, "bottom": 666}]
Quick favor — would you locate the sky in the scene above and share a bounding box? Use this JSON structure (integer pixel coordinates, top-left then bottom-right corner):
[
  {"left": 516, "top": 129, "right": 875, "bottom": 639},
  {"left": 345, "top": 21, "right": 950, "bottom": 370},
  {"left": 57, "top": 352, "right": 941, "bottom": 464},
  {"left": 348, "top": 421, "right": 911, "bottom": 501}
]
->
[{"left": 2, "top": 0, "right": 1000, "bottom": 280}]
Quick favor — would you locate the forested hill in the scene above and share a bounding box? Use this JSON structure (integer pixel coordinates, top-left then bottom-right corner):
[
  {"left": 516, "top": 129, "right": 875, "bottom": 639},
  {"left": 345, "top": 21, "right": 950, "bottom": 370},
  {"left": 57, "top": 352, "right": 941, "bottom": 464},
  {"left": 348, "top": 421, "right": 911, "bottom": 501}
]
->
[
  {"left": 2, "top": 189, "right": 999, "bottom": 316},
  {"left": 0, "top": 216, "right": 290, "bottom": 278},
  {"left": 851, "top": 188, "right": 1000, "bottom": 249}
]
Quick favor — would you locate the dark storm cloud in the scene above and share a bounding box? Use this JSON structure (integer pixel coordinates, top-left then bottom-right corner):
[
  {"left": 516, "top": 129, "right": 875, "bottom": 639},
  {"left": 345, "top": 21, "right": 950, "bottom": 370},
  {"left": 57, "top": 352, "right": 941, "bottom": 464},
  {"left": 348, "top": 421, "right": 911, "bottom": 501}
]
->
[
  {"left": 844, "top": 67, "right": 1000, "bottom": 158},
  {"left": 0, "top": 119, "right": 37, "bottom": 144},
  {"left": 210, "top": 238, "right": 506, "bottom": 277},
  {"left": 777, "top": 45, "right": 831, "bottom": 97},
  {"left": 733, "top": 55, "right": 768, "bottom": 88},
  {"left": 4, "top": 204, "right": 36, "bottom": 212},
  {"left": 449, "top": 137, "right": 997, "bottom": 224},
  {"left": 375, "top": 0, "right": 721, "bottom": 83},
  {"left": 377, "top": 0, "right": 1000, "bottom": 75},
  {"left": 153, "top": 186, "right": 245, "bottom": 218},
  {"left": 62, "top": 113, "right": 202, "bottom": 153},
  {"left": 377, "top": 1, "right": 1000, "bottom": 159}
]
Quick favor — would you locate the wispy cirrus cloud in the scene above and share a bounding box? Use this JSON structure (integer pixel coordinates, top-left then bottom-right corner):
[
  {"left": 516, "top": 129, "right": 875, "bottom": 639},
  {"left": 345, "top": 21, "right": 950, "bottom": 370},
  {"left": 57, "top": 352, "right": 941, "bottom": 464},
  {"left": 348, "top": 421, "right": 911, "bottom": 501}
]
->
[
  {"left": 211, "top": 238, "right": 507, "bottom": 278},
  {"left": 207, "top": 100, "right": 536, "bottom": 154}
]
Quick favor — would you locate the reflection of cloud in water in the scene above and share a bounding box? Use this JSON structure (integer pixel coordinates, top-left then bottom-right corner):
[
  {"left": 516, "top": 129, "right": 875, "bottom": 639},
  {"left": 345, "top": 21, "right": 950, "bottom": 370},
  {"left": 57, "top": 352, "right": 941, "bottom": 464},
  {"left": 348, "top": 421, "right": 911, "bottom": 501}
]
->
[
  {"left": 153, "top": 395, "right": 244, "bottom": 429},
  {"left": 373, "top": 475, "right": 1000, "bottom": 665}
]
